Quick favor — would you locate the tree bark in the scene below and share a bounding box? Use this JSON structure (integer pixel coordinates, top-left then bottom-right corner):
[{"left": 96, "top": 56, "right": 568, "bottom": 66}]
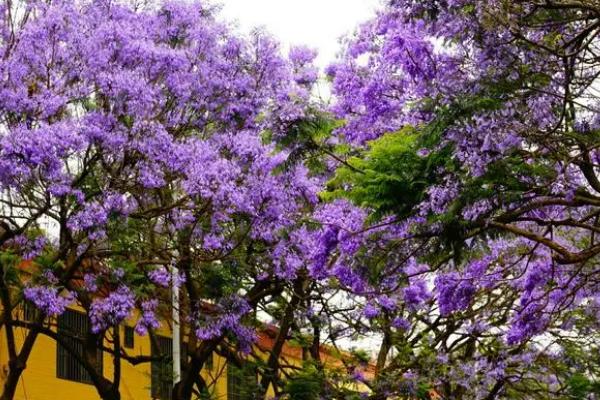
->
[
  {"left": 258, "top": 276, "right": 307, "bottom": 397},
  {"left": 0, "top": 327, "right": 40, "bottom": 400}
]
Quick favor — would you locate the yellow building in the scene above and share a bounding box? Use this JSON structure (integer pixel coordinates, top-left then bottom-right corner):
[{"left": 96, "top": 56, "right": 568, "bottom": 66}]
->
[
  {"left": 0, "top": 262, "right": 373, "bottom": 399},
  {"left": 3, "top": 306, "right": 157, "bottom": 400},
  {"left": 1, "top": 302, "right": 373, "bottom": 400},
  {"left": 0, "top": 303, "right": 282, "bottom": 400}
]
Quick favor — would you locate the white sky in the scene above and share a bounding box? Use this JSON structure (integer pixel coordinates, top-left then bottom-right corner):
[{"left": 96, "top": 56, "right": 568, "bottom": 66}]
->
[{"left": 218, "top": 0, "right": 381, "bottom": 69}]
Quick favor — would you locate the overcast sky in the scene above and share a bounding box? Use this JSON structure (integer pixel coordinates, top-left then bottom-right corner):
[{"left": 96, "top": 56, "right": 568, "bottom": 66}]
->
[{"left": 219, "top": 0, "right": 381, "bottom": 69}]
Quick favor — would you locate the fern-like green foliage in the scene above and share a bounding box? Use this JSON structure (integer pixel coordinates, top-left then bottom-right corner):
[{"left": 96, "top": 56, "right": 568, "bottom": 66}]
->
[
  {"left": 568, "top": 373, "right": 600, "bottom": 399},
  {"left": 323, "top": 95, "right": 508, "bottom": 219},
  {"left": 323, "top": 93, "right": 558, "bottom": 225},
  {"left": 320, "top": 92, "right": 565, "bottom": 261},
  {"left": 269, "top": 110, "right": 346, "bottom": 175},
  {"left": 323, "top": 124, "right": 454, "bottom": 221}
]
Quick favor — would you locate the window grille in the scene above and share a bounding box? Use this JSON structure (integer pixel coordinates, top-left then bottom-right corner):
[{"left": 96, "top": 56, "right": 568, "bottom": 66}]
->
[
  {"left": 56, "top": 309, "right": 102, "bottom": 384},
  {"left": 151, "top": 335, "right": 173, "bottom": 400}
]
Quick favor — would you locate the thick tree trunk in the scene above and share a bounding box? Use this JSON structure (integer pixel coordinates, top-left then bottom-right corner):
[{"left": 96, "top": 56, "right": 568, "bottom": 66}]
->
[
  {"left": 1, "top": 359, "right": 25, "bottom": 400},
  {"left": 367, "top": 329, "right": 392, "bottom": 400},
  {"left": 172, "top": 340, "right": 217, "bottom": 400},
  {"left": 0, "top": 267, "right": 41, "bottom": 400},
  {"left": 92, "top": 376, "right": 121, "bottom": 400},
  {"left": 258, "top": 277, "right": 307, "bottom": 397},
  {"left": 0, "top": 329, "right": 39, "bottom": 400}
]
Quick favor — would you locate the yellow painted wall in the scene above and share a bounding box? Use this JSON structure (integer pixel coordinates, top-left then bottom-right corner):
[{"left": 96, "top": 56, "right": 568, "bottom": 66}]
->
[
  {"left": 200, "top": 353, "right": 228, "bottom": 400},
  {"left": 1, "top": 305, "right": 362, "bottom": 400},
  {"left": 0, "top": 305, "right": 265, "bottom": 400},
  {"left": 0, "top": 306, "right": 154, "bottom": 400}
]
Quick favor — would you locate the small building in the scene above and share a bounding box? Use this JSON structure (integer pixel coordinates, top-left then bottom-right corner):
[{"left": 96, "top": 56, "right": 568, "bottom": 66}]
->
[{"left": 0, "top": 261, "right": 374, "bottom": 399}]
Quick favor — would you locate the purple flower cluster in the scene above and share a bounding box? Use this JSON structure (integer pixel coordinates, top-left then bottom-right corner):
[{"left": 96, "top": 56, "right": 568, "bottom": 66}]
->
[
  {"left": 435, "top": 273, "right": 477, "bottom": 316},
  {"left": 135, "top": 300, "right": 160, "bottom": 336},
  {"left": 194, "top": 296, "right": 256, "bottom": 354},
  {"left": 7, "top": 235, "right": 47, "bottom": 260},
  {"left": 83, "top": 274, "right": 98, "bottom": 292},
  {"left": 89, "top": 286, "right": 135, "bottom": 333},
  {"left": 23, "top": 271, "right": 74, "bottom": 316},
  {"left": 148, "top": 266, "right": 170, "bottom": 288},
  {"left": 23, "top": 286, "right": 75, "bottom": 316}
]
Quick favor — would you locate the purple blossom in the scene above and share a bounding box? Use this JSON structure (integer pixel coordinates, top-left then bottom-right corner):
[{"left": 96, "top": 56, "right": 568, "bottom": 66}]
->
[
  {"left": 377, "top": 295, "right": 397, "bottom": 311},
  {"left": 148, "top": 266, "right": 170, "bottom": 288},
  {"left": 416, "top": 148, "right": 430, "bottom": 157},
  {"left": 83, "top": 274, "right": 98, "bottom": 292},
  {"left": 135, "top": 299, "right": 160, "bottom": 336},
  {"left": 194, "top": 296, "right": 256, "bottom": 353},
  {"left": 403, "top": 280, "right": 430, "bottom": 308},
  {"left": 435, "top": 273, "right": 477, "bottom": 316},
  {"left": 392, "top": 317, "right": 411, "bottom": 331},
  {"left": 363, "top": 303, "right": 380, "bottom": 319},
  {"left": 23, "top": 286, "right": 75, "bottom": 316},
  {"left": 89, "top": 286, "right": 135, "bottom": 333}
]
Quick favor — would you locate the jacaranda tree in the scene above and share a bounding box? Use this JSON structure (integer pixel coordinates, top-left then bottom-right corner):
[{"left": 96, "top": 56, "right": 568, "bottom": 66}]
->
[
  {"left": 0, "top": 1, "right": 320, "bottom": 399},
  {"left": 314, "top": 0, "right": 600, "bottom": 398},
  {"left": 3, "top": 0, "right": 600, "bottom": 400}
]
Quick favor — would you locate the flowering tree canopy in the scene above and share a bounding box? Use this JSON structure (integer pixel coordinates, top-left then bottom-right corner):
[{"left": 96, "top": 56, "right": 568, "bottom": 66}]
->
[
  {"left": 2, "top": 0, "right": 600, "bottom": 400},
  {"left": 318, "top": 0, "right": 600, "bottom": 398},
  {"left": 0, "top": 1, "right": 320, "bottom": 399}
]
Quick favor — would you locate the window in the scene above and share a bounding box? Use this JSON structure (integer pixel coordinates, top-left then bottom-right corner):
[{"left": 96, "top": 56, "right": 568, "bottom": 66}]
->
[
  {"left": 56, "top": 309, "right": 102, "bottom": 384},
  {"left": 151, "top": 336, "right": 173, "bottom": 400},
  {"left": 123, "top": 326, "right": 134, "bottom": 348},
  {"left": 227, "top": 363, "right": 258, "bottom": 400}
]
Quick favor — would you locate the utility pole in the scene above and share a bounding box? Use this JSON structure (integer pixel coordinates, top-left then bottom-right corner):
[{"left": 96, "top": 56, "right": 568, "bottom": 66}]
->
[{"left": 172, "top": 264, "right": 181, "bottom": 387}]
